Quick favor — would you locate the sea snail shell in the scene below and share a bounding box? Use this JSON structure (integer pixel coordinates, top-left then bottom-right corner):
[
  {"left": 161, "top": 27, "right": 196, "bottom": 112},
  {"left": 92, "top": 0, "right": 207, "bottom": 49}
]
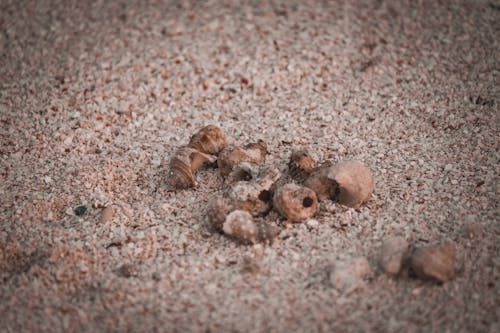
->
[
  {"left": 226, "top": 166, "right": 282, "bottom": 217},
  {"left": 218, "top": 140, "right": 267, "bottom": 177},
  {"left": 206, "top": 200, "right": 279, "bottom": 244},
  {"left": 188, "top": 125, "right": 227, "bottom": 155},
  {"left": 222, "top": 210, "right": 279, "bottom": 244},
  {"left": 305, "top": 160, "right": 374, "bottom": 208},
  {"left": 288, "top": 149, "right": 317, "bottom": 182},
  {"left": 206, "top": 197, "right": 234, "bottom": 231},
  {"left": 273, "top": 183, "right": 319, "bottom": 222},
  {"left": 167, "top": 147, "right": 217, "bottom": 189}
]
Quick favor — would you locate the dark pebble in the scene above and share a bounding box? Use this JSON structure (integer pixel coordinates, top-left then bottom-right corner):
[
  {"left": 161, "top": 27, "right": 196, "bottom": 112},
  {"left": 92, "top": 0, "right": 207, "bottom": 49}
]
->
[{"left": 74, "top": 205, "right": 87, "bottom": 216}]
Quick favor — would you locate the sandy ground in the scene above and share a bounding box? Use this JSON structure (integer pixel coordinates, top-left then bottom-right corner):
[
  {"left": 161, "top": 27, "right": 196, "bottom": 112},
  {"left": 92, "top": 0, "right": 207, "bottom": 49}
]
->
[{"left": 1, "top": 0, "right": 499, "bottom": 332}]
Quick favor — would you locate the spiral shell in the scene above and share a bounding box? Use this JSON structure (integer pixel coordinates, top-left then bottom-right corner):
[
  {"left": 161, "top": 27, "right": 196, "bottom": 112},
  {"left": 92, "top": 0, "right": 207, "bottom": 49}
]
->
[
  {"left": 218, "top": 140, "right": 267, "bottom": 177},
  {"left": 410, "top": 244, "right": 456, "bottom": 282},
  {"left": 188, "top": 125, "right": 227, "bottom": 154},
  {"left": 305, "top": 160, "right": 374, "bottom": 208},
  {"left": 222, "top": 210, "right": 279, "bottom": 244},
  {"left": 167, "top": 147, "right": 217, "bottom": 189},
  {"left": 288, "top": 149, "right": 317, "bottom": 182},
  {"left": 227, "top": 166, "right": 281, "bottom": 217},
  {"left": 273, "top": 183, "right": 319, "bottom": 222},
  {"left": 206, "top": 197, "right": 234, "bottom": 231}
]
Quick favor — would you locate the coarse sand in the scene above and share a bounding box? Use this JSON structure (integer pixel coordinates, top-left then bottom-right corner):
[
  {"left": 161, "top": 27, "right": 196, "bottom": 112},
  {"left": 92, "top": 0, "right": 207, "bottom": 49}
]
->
[{"left": 0, "top": 0, "right": 499, "bottom": 332}]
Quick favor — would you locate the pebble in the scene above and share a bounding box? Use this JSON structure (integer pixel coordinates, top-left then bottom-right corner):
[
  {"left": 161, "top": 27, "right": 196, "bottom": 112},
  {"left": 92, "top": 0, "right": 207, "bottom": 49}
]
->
[
  {"left": 330, "top": 257, "right": 371, "bottom": 292},
  {"left": 379, "top": 236, "right": 410, "bottom": 276},
  {"left": 306, "top": 219, "right": 319, "bottom": 229},
  {"left": 410, "top": 243, "right": 456, "bottom": 283},
  {"left": 74, "top": 205, "right": 87, "bottom": 216},
  {"left": 100, "top": 206, "right": 115, "bottom": 223}
]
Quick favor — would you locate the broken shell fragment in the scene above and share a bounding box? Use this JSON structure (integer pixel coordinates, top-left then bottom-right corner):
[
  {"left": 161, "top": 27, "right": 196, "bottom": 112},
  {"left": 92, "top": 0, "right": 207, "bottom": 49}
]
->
[
  {"left": 379, "top": 236, "right": 410, "bottom": 276},
  {"left": 167, "top": 147, "right": 217, "bottom": 189},
  {"left": 227, "top": 166, "right": 281, "bottom": 217},
  {"left": 223, "top": 210, "right": 279, "bottom": 244},
  {"left": 305, "top": 160, "right": 374, "bottom": 208},
  {"left": 410, "top": 243, "right": 456, "bottom": 283},
  {"left": 288, "top": 149, "right": 317, "bottom": 182},
  {"left": 228, "top": 182, "right": 273, "bottom": 217},
  {"left": 273, "top": 183, "right": 318, "bottom": 222},
  {"left": 218, "top": 140, "right": 267, "bottom": 177},
  {"left": 226, "top": 162, "right": 260, "bottom": 183},
  {"left": 188, "top": 125, "right": 227, "bottom": 154}
]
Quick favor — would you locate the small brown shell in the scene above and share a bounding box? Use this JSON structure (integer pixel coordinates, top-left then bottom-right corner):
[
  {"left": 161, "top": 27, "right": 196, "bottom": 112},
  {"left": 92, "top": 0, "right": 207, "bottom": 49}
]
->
[
  {"left": 218, "top": 140, "right": 267, "bottom": 177},
  {"left": 222, "top": 210, "right": 279, "bottom": 244},
  {"left": 167, "top": 147, "right": 217, "bottom": 189},
  {"left": 188, "top": 125, "right": 227, "bottom": 154},
  {"left": 227, "top": 166, "right": 281, "bottom": 217},
  {"left": 305, "top": 160, "right": 374, "bottom": 208},
  {"left": 288, "top": 149, "right": 317, "bottom": 182},
  {"left": 410, "top": 244, "right": 456, "bottom": 282},
  {"left": 273, "top": 183, "right": 319, "bottom": 222},
  {"left": 206, "top": 197, "right": 234, "bottom": 231}
]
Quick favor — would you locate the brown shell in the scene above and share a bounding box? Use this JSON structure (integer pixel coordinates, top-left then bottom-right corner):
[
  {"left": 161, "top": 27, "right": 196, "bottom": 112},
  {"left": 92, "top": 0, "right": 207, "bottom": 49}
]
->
[
  {"left": 226, "top": 166, "right": 281, "bottom": 217},
  {"left": 218, "top": 140, "right": 267, "bottom": 177},
  {"left": 167, "top": 147, "right": 217, "bottom": 189},
  {"left": 410, "top": 244, "right": 456, "bottom": 282},
  {"left": 288, "top": 149, "right": 317, "bottom": 182},
  {"left": 222, "top": 210, "right": 279, "bottom": 244},
  {"left": 273, "top": 183, "right": 319, "bottom": 222},
  {"left": 305, "top": 160, "right": 374, "bottom": 208},
  {"left": 188, "top": 125, "right": 227, "bottom": 154},
  {"left": 206, "top": 197, "right": 234, "bottom": 231},
  {"left": 379, "top": 236, "right": 410, "bottom": 276}
]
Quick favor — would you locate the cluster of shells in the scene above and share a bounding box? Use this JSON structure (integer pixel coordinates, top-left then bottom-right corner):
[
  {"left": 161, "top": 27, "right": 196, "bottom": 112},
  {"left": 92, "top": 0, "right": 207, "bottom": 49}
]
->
[{"left": 167, "top": 125, "right": 375, "bottom": 245}]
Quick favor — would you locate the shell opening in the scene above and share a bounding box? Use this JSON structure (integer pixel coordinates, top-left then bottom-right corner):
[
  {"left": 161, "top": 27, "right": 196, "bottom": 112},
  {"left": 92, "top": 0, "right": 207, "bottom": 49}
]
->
[
  {"left": 302, "top": 196, "right": 314, "bottom": 208},
  {"left": 235, "top": 169, "right": 253, "bottom": 181},
  {"left": 331, "top": 181, "right": 341, "bottom": 200},
  {"left": 258, "top": 190, "right": 272, "bottom": 202}
]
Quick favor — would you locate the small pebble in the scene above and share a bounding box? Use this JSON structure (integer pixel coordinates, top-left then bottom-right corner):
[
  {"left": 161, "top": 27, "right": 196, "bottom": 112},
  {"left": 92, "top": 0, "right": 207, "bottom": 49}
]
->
[
  {"left": 74, "top": 205, "right": 87, "bottom": 216},
  {"left": 306, "top": 219, "right": 319, "bottom": 229},
  {"left": 379, "top": 236, "right": 410, "bottom": 276},
  {"left": 330, "top": 257, "right": 371, "bottom": 292},
  {"left": 100, "top": 206, "right": 115, "bottom": 223},
  {"left": 410, "top": 243, "right": 456, "bottom": 283}
]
